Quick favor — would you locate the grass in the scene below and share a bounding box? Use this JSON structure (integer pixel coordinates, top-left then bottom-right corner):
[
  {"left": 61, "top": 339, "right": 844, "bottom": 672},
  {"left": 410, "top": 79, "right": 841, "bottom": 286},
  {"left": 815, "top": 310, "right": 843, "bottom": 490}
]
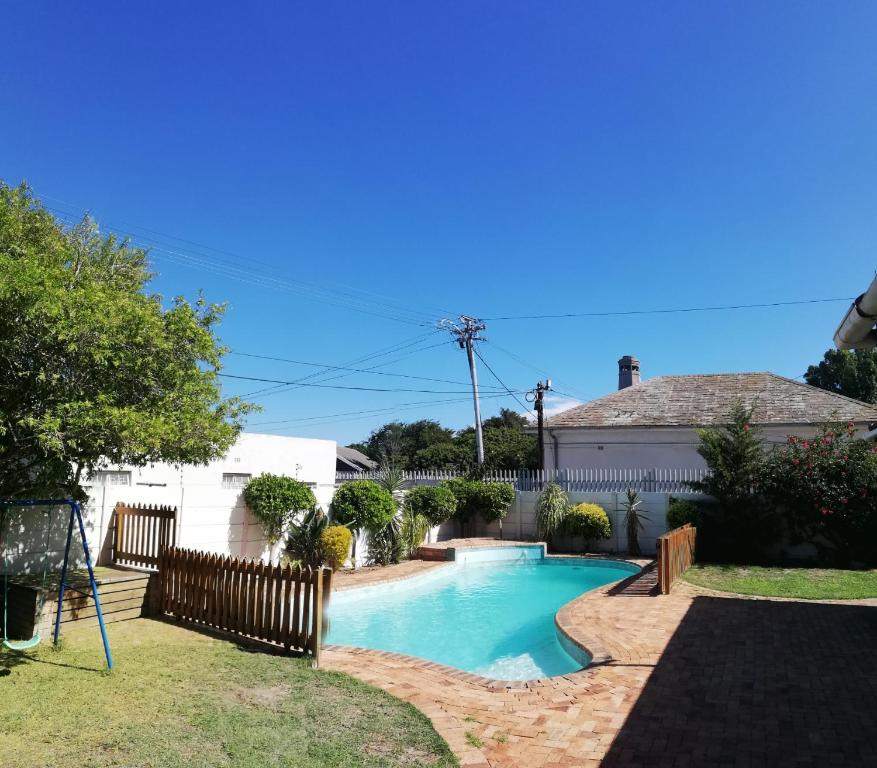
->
[
  {"left": 683, "top": 564, "right": 877, "bottom": 600},
  {"left": 0, "top": 618, "right": 458, "bottom": 768}
]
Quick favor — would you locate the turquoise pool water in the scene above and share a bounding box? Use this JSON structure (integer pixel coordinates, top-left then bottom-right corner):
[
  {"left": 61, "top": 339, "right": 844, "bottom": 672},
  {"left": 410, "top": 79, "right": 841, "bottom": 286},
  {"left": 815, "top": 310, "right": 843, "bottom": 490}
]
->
[{"left": 326, "top": 547, "right": 639, "bottom": 680}]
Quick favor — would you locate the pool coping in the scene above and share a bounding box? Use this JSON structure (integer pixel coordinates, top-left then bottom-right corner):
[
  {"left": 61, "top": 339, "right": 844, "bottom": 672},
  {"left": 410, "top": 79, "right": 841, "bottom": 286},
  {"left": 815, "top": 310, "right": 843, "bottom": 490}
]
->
[{"left": 324, "top": 545, "right": 647, "bottom": 689}]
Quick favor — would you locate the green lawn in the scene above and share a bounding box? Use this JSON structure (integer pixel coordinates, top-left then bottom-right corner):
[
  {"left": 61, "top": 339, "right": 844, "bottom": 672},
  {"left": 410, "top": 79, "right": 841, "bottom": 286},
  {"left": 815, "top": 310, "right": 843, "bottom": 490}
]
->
[
  {"left": 682, "top": 564, "right": 877, "bottom": 600},
  {"left": 0, "top": 618, "right": 457, "bottom": 768}
]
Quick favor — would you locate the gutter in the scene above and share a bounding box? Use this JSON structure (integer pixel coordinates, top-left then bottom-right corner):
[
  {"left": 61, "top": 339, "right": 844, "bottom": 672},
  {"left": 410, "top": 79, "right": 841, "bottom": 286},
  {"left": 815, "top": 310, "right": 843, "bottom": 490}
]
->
[{"left": 835, "top": 273, "right": 877, "bottom": 349}]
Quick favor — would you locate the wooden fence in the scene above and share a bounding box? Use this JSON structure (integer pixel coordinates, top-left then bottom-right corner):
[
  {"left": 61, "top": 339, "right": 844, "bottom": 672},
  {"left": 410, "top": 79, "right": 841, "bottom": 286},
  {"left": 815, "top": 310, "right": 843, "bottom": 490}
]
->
[
  {"left": 158, "top": 547, "right": 332, "bottom": 664},
  {"left": 113, "top": 503, "right": 177, "bottom": 570},
  {"left": 336, "top": 467, "right": 707, "bottom": 493},
  {"left": 656, "top": 524, "right": 696, "bottom": 595}
]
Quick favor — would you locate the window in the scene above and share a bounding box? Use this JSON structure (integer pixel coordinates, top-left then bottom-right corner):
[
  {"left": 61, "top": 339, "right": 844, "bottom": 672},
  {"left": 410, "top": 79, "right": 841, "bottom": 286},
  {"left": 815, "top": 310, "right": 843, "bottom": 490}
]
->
[
  {"left": 92, "top": 470, "right": 132, "bottom": 486},
  {"left": 222, "top": 472, "right": 252, "bottom": 489}
]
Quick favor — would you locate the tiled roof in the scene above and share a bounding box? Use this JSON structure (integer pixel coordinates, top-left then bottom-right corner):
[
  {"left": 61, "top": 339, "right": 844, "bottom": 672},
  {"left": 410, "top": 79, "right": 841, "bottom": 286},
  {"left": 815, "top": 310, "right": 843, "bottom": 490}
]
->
[{"left": 543, "top": 372, "right": 877, "bottom": 428}]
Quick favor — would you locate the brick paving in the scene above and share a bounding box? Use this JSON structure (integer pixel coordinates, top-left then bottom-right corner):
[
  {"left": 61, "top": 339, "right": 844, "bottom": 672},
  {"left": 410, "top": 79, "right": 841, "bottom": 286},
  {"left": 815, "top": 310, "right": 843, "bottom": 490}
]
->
[{"left": 323, "top": 545, "right": 877, "bottom": 767}]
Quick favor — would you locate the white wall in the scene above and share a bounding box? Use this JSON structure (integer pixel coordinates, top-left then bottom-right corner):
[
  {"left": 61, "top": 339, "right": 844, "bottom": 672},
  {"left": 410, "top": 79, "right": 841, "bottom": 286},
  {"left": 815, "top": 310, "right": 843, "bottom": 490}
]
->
[
  {"left": 4, "top": 433, "right": 336, "bottom": 575},
  {"left": 427, "top": 490, "right": 706, "bottom": 556},
  {"left": 544, "top": 425, "right": 822, "bottom": 472}
]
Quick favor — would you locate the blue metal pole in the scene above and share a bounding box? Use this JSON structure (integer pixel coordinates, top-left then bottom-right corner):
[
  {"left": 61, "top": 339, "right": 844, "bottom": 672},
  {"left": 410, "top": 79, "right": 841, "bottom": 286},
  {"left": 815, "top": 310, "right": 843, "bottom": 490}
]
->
[
  {"left": 53, "top": 502, "right": 76, "bottom": 647},
  {"left": 73, "top": 500, "right": 113, "bottom": 670}
]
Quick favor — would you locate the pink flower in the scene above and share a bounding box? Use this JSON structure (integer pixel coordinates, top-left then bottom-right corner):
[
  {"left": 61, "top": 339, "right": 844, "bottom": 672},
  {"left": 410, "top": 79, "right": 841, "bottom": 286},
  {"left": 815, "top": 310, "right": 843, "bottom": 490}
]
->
[
  {"left": 803, "top": 440, "right": 810, "bottom": 449},
  {"left": 743, "top": 424, "right": 750, "bottom": 432},
  {"left": 788, "top": 435, "right": 798, "bottom": 444},
  {"left": 792, "top": 458, "right": 800, "bottom": 466}
]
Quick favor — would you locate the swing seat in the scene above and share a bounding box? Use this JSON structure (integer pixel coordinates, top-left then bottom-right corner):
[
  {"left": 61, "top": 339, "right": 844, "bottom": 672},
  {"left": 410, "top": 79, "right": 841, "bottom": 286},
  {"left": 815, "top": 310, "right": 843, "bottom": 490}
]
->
[{"left": 2, "top": 633, "right": 41, "bottom": 651}]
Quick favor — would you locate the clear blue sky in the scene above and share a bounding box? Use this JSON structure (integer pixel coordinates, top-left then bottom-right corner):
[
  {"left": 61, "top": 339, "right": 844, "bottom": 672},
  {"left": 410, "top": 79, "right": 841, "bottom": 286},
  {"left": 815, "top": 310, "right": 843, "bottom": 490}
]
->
[{"left": 4, "top": 2, "right": 877, "bottom": 445}]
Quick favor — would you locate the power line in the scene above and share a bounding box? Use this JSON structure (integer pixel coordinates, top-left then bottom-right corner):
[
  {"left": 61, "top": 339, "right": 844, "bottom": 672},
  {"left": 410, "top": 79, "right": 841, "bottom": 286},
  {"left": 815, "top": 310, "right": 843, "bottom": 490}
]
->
[
  {"left": 247, "top": 392, "right": 514, "bottom": 431},
  {"left": 45, "top": 203, "right": 445, "bottom": 327},
  {"left": 482, "top": 297, "right": 854, "bottom": 321},
  {"left": 238, "top": 338, "right": 452, "bottom": 401},
  {"left": 473, "top": 347, "right": 530, "bottom": 412},
  {"left": 228, "top": 350, "right": 505, "bottom": 390},
  {"left": 218, "top": 371, "right": 526, "bottom": 395},
  {"left": 233, "top": 330, "right": 441, "bottom": 399}
]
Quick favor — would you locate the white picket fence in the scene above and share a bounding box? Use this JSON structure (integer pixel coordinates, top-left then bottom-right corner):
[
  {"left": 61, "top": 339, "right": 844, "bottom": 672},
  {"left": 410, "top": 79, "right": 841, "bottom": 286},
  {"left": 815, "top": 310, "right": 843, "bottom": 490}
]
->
[{"left": 335, "top": 467, "right": 707, "bottom": 494}]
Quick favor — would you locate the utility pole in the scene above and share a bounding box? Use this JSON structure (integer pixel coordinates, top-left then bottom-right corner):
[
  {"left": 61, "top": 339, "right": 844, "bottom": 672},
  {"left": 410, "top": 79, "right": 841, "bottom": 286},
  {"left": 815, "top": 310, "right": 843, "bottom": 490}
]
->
[
  {"left": 442, "top": 315, "right": 487, "bottom": 465},
  {"left": 527, "top": 379, "right": 552, "bottom": 471}
]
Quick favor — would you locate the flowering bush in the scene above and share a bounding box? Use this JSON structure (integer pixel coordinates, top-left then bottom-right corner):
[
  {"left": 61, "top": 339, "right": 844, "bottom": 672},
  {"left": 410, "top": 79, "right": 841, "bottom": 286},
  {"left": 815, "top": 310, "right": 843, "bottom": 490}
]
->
[{"left": 760, "top": 422, "right": 877, "bottom": 565}]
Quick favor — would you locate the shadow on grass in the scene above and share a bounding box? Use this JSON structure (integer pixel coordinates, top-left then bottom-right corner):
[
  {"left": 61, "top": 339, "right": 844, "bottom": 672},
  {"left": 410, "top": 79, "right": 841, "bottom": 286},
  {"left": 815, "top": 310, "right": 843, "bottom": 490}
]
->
[
  {"left": 146, "top": 615, "right": 310, "bottom": 660},
  {"left": 1, "top": 644, "right": 106, "bottom": 674},
  {"left": 600, "top": 595, "right": 877, "bottom": 766}
]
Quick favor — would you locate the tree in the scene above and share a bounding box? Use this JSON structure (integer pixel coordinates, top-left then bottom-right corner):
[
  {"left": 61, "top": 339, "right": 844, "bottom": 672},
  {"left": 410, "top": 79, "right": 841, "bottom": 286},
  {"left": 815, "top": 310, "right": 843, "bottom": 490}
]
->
[
  {"left": 330, "top": 480, "right": 396, "bottom": 564},
  {"left": 455, "top": 426, "right": 538, "bottom": 470},
  {"left": 243, "top": 473, "right": 317, "bottom": 544},
  {"left": 361, "top": 420, "right": 454, "bottom": 467},
  {"left": 410, "top": 442, "right": 472, "bottom": 471},
  {"left": 482, "top": 408, "right": 530, "bottom": 431},
  {"left": 689, "top": 401, "right": 764, "bottom": 505},
  {"left": 0, "top": 182, "right": 253, "bottom": 500},
  {"left": 688, "top": 400, "right": 776, "bottom": 561},
  {"left": 352, "top": 410, "right": 537, "bottom": 471},
  {"left": 805, "top": 348, "right": 877, "bottom": 404}
]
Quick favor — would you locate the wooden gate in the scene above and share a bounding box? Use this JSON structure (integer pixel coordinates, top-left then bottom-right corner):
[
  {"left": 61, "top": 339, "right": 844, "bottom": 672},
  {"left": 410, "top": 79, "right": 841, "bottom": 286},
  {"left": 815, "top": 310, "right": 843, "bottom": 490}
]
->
[{"left": 113, "top": 503, "right": 177, "bottom": 570}]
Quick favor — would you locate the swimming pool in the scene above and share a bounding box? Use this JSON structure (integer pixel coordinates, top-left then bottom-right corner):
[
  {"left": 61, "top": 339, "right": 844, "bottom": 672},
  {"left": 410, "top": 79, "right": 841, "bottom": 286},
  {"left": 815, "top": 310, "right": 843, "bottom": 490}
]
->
[{"left": 326, "top": 546, "right": 639, "bottom": 680}]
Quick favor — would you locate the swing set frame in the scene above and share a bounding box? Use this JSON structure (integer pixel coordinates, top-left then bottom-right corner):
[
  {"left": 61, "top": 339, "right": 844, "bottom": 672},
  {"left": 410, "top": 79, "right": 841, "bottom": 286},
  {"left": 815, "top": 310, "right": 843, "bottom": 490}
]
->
[{"left": 0, "top": 498, "right": 113, "bottom": 670}]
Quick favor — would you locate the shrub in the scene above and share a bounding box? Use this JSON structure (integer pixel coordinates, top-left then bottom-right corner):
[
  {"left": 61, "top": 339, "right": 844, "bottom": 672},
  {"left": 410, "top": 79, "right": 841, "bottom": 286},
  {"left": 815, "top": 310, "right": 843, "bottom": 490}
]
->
[
  {"left": 759, "top": 422, "right": 877, "bottom": 565},
  {"left": 320, "top": 525, "right": 352, "bottom": 571},
  {"left": 331, "top": 480, "right": 397, "bottom": 566},
  {"left": 400, "top": 507, "right": 431, "bottom": 559},
  {"left": 405, "top": 484, "right": 457, "bottom": 526},
  {"left": 477, "top": 482, "right": 515, "bottom": 537},
  {"left": 442, "top": 478, "right": 479, "bottom": 534},
  {"left": 286, "top": 507, "right": 328, "bottom": 568},
  {"left": 441, "top": 479, "right": 515, "bottom": 536},
  {"left": 366, "top": 515, "right": 403, "bottom": 566},
  {"left": 536, "top": 482, "right": 569, "bottom": 543},
  {"left": 331, "top": 480, "right": 397, "bottom": 533},
  {"left": 243, "top": 473, "right": 317, "bottom": 544},
  {"left": 564, "top": 503, "right": 611, "bottom": 546},
  {"left": 667, "top": 497, "right": 700, "bottom": 530}
]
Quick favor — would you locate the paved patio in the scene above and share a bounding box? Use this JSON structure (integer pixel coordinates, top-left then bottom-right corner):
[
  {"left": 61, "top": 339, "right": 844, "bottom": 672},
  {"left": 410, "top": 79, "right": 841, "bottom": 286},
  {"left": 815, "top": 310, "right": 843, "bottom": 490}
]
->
[{"left": 324, "top": 544, "right": 877, "bottom": 767}]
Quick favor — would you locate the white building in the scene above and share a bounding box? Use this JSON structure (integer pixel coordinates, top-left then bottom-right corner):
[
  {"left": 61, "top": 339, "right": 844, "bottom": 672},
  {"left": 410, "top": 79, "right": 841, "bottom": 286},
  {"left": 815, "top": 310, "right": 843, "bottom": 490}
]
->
[
  {"left": 542, "top": 357, "right": 877, "bottom": 472},
  {"left": 84, "top": 432, "right": 336, "bottom": 566}
]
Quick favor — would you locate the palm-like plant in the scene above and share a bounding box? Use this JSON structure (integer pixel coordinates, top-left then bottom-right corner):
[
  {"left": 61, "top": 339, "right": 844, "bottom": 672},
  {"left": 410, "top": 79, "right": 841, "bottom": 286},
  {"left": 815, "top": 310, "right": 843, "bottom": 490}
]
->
[
  {"left": 286, "top": 507, "right": 329, "bottom": 568},
  {"left": 623, "top": 489, "right": 649, "bottom": 556},
  {"left": 536, "top": 482, "right": 569, "bottom": 546}
]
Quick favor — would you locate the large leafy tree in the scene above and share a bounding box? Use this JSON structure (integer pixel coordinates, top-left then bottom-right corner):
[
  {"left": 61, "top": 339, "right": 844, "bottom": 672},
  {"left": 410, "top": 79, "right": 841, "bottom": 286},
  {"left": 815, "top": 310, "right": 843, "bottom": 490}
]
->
[
  {"left": 804, "top": 348, "right": 877, "bottom": 404},
  {"left": 360, "top": 419, "right": 454, "bottom": 467},
  {"left": 356, "top": 408, "right": 537, "bottom": 471},
  {"left": 0, "top": 182, "right": 253, "bottom": 500}
]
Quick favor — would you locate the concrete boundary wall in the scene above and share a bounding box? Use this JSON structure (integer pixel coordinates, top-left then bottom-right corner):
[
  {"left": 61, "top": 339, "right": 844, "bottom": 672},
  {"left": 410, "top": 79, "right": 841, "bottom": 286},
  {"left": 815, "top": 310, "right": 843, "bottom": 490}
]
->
[{"left": 430, "top": 490, "right": 706, "bottom": 556}]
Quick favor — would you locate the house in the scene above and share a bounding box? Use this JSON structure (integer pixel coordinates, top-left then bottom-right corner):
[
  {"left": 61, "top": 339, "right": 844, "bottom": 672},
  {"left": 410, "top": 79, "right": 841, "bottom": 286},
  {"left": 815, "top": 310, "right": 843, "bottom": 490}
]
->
[
  {"left": 541, "top": 356, "right": 877, "bottom": 471},
  {"left": 83, "top": 432, "right": 337, "bottom": 566},
  {"left": 336, "top": 446, "right": 377, "bottom": 473}
]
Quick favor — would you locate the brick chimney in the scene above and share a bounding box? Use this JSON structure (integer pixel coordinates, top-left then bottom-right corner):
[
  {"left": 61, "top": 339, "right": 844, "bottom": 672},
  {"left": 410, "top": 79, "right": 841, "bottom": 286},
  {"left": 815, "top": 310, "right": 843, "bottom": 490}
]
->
[{"left": 618, "top": 355, "right": 640, "bottom": 390}]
